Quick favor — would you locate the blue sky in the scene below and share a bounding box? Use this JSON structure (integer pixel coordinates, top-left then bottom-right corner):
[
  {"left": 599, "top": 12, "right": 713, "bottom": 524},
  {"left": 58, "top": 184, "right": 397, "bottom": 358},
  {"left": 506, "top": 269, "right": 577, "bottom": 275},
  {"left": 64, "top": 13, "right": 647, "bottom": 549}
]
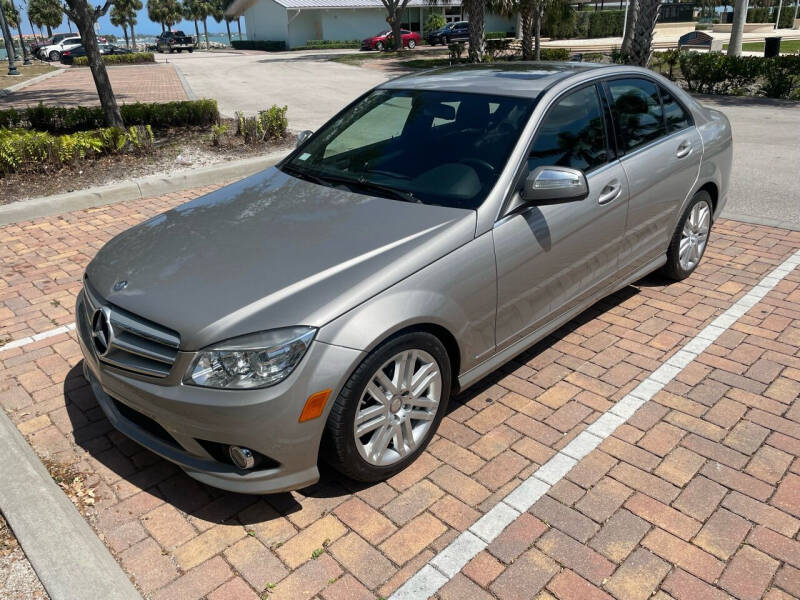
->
[{"left": 15, "top": 4, "right": 240, "bottom": 37}]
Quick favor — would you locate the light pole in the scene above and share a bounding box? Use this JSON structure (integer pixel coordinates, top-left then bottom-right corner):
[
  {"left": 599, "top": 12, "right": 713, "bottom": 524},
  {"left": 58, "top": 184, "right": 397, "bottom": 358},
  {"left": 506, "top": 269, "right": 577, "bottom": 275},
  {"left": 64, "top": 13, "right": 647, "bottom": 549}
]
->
[
  {"left": 775, "top": 0, "right": 784, "bottom": 28},
  {"left": 0, "top": 1, "right": 20, "bottom": 75}
]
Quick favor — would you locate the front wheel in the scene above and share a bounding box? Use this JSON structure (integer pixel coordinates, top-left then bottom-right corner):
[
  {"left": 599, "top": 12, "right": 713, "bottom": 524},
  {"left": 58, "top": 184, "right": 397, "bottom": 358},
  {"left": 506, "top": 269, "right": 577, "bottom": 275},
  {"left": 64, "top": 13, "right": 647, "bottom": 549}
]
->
[
  {"left": 323, "top": 332, "right": 451, "bottom": 482},
  {"left": 662, "top": 190, "right": 713, "bottom": 280},
  {"left": 49, "top": 51, "right": 60, "bottom": 61},
  {"left": 188, "top": 48, "right": 194, "bottom": 53},
  {"left": 407, "top": 39, "right": 416, "bottom": 49},
  {"left": 375, "top": 41, "right": 384, "bottom": 51}
]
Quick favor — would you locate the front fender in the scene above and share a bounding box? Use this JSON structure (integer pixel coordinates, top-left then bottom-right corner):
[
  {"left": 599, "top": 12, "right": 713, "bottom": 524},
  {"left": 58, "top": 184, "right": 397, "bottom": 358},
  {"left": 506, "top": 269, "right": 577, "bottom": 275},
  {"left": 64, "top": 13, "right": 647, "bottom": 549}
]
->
[{"left": 316, "top": 232, "right": 497, "bottom": 377}]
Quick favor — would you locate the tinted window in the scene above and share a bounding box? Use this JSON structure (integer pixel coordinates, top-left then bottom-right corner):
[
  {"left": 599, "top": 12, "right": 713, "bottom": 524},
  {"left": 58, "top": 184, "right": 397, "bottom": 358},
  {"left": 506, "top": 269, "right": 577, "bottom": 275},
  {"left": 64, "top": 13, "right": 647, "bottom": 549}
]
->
[
  {"left": 660, "top": 86, "right": 692, "bottom": 132},
  {"left": 528, "top": 85, "right": 608, "bottom": 173},
  {"left": 284, "top": 89, "right": 534, "bottom": 209},
  {"left": 608, "top": 78, "right": 667, "bottom": 151}
]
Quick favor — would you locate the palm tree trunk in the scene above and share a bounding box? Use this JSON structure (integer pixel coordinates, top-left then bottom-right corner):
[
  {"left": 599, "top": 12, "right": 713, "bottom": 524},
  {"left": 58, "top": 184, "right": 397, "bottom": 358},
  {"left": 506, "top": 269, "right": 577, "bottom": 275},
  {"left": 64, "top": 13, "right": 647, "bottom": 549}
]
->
[
  {"left": 130, "top": 24, "right": 136, "bottom": 50},
  {"left": 466, "top": 0, "right": 485, "bottom": 62},
  {"left": 534, "top": 0, "right": 543, "bottom": 60},
  {"left": 203, "top": 17, "right": 209, "bottom": 49},
  {"left": 194, "top": 19, "right": 200, "bottom": 46},
  {"left": 521, "top": 1, "right": 533, "bottom": 60},
  {"left": 11, "top": 0, "right": 31, "bottom": 64},
  {"left": 122, "top": 24, "right": 129, "bottom": 48},
  {"left": 237, "top": 17, "right": 242, "bottom": 39},
  {"left": 728, "top": 0, "right": 749, "bottom": 55},
  {"left": 627, "top": 0, "right": 660, "bottom": 65},
  {"left": 621, "top": 0, "right": 638, "bottom": 55},
  {"left": 28, "top": 15, "right": 40, "bottom": 44},
  {"left": 46, "top": 24, "right": 52, "bottom": 37},
  {"left": 225, "top": 18, "right": 231, "bottom": 45},
  {"left": 0, "top": 5, "right": 18, "bottom": 74}
]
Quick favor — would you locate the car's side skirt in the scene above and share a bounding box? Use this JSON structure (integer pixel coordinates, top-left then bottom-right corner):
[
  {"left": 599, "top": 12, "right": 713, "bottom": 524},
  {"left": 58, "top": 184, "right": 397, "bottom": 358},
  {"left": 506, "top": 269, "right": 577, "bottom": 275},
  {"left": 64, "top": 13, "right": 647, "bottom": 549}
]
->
[{"left": 457, "top": 254, "right": 667, "bottom": 392}]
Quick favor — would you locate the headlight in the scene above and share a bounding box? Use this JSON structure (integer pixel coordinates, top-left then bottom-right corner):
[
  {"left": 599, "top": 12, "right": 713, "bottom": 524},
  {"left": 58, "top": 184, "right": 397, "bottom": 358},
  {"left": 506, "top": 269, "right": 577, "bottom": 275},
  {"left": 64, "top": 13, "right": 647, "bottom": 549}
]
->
[{"left": 184, "top": 327, "right": 316, "bottom": 389}]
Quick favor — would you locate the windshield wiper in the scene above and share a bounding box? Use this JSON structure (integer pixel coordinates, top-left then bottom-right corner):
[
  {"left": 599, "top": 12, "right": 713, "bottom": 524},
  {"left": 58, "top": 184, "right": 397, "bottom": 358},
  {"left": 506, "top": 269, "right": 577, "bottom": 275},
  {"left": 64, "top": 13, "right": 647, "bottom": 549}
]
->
[{"left": 283, "top": 165, "right": 421, "bottom": 204}]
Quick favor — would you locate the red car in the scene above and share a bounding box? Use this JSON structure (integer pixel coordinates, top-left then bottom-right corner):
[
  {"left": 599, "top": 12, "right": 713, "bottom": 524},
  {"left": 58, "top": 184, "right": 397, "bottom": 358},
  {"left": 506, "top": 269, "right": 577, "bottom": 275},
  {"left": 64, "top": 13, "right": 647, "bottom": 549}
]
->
[{"left": 361, "top": 29, "right": 421, "bottom": 51}]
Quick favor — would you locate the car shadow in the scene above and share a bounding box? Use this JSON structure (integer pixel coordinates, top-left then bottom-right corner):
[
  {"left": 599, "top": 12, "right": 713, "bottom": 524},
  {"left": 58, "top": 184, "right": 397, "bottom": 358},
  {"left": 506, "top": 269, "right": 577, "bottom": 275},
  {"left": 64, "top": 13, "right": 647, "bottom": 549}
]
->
[{"left": 63, "top": 281, "right": 641, "bottom": 527}]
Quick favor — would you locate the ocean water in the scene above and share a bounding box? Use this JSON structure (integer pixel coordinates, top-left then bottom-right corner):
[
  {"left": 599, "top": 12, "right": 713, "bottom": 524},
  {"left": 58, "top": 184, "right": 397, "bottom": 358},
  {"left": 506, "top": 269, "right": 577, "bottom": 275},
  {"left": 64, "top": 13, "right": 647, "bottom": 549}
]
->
[{"left": 0, "top": 31, "right": 246, "bottom": 61}]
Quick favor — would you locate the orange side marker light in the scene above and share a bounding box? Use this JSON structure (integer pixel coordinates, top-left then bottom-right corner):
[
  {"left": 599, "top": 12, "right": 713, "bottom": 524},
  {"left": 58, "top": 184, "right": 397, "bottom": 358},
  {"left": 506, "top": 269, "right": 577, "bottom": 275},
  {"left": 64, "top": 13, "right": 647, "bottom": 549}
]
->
[{"left": 299, "top": 389, "right": 332, "bottom": 423}]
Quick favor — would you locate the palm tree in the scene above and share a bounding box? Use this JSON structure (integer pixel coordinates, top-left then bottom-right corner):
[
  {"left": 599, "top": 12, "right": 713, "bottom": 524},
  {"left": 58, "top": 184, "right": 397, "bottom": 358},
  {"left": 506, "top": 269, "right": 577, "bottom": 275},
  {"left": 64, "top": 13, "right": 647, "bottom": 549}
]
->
[
  {"left": 727, "top": 0, "right": 749, "bottom": 55},
  {"left": 110, "top": 4, "right": 130, "bottom": 47},
  {"left": 27, "top": 0, "right": 61, "bottom": 37},
  {"left": 183, "top": 0, "right": 202, "bottom": 46},
  {"left": 194, "top": 0, "right": 218, "bottom": 48},
  {"left": 464, "top": 0, "right": 487, "bottom": 61},
  {"left": 147, "top": 0, "right": 165, "bottom": 32}
]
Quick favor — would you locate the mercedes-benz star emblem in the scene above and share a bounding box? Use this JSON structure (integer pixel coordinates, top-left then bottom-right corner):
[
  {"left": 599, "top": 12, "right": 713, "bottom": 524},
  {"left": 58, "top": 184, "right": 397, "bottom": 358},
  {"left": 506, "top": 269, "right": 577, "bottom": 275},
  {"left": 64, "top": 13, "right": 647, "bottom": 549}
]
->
[
  {"left": 91, "top": 308, "right": 114, "bottom": 357},
  {"left": 113, "top": 280, "right": 128, "bottom": 291}
]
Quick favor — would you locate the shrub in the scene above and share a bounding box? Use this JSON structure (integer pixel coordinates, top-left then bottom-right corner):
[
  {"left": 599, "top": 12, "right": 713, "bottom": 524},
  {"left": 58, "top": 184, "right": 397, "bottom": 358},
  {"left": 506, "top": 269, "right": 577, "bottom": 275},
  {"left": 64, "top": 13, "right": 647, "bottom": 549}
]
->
[
  {"left": 211, "top": 123, "right": 228, "bottom": 146},
  {"left": 588, "top": 10, "right": 625, "bottom": 38},
  {"left": 486, "top": 31, "right": 513, "bottom": 39},
  {"left": 0, "top": 126, "right": 153, "bottom": 173},
  {"left": 543, "top": 2, "right": 577, "bottom": 39},
  {"left": 425, "top": 13, "right": 445, "bottom": 33},
  {"left": 539, "top": 48, "right": 571, "bottom": 61},
  {"left": 448, "top": 42, "right": 466, "bottom": 63},
  {"left": 72, "top": 52, "right": 155, "bottom": 66},
  {"left": 258, "top": 105, "right": 288, "bottom": 139},
  {"left": 300, "top": 40, "right": 360, "bottom": 49},
  {"left": 0, "top": 100, "right": 219, "bottom": 134},
  {"left": 231, "top": 40, "right": 286, "bottom": 51},
  {"left": 677, "top": 51, "right": 800, "bottom": 98}
]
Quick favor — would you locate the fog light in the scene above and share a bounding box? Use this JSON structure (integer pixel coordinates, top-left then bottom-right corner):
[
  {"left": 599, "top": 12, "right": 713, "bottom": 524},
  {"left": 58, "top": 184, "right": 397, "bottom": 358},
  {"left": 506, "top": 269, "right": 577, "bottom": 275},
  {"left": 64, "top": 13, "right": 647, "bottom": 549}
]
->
[{"left": 228, "top": 445, "right": 255, "bottom": 470}]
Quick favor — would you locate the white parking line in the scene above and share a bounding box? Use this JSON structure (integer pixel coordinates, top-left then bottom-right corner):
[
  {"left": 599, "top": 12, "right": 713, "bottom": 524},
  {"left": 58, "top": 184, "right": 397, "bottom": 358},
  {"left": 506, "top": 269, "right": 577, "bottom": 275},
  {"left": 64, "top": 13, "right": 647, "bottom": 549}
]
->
[
  {"left": 0, "top": 323, "right": 76, "bottom": 353},
  {"left": 390, "top": 248, "right": 800, "bottom": 600}
]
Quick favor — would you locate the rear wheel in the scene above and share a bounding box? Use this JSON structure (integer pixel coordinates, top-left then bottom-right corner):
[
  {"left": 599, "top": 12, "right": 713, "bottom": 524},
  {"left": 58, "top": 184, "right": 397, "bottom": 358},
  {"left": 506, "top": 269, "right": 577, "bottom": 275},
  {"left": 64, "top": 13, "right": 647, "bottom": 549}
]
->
[
  {"left": 323, "top": 332, "right": 451, "bottom": 482},
  {"left": 662, "top": 190, "right": 713, "bottom": 280},
  {"left": 408, "top": 39, "right": 416, "bottom": 49}
]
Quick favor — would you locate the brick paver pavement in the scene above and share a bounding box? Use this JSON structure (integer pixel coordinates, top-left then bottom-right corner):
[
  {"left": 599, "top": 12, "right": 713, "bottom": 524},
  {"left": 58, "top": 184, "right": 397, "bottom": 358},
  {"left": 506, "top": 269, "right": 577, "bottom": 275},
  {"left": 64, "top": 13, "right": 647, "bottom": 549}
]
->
[
  {"left": 1, "top": 187, "right": 799, "bottom": 600},
  {"left": 0, "top": 64, "right": 187, "bottom": 109}
]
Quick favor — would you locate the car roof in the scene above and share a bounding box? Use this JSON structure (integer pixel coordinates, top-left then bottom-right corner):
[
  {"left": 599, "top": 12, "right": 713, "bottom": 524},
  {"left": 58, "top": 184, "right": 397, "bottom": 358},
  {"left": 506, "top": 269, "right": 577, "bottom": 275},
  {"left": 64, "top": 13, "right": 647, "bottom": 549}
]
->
[{"left": 378, "top": 62, "right": 606, "bottom": 98}]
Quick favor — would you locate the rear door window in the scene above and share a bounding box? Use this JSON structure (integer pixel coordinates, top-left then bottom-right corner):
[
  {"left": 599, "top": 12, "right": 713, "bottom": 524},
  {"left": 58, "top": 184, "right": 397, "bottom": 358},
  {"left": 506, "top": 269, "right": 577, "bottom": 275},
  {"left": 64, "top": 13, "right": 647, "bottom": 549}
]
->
[
  {"left": 607, "top": 78, "right": 667, "bottom": 152},
  {"left": 659, "top": 86, "right": 693, "bottom": 133}
]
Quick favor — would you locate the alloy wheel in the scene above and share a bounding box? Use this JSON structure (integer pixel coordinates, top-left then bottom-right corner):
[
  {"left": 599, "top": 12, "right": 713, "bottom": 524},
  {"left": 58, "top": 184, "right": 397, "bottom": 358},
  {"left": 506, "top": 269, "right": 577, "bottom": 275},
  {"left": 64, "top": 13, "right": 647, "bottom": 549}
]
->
[
  {"left": 679, "top": 199, "right": 711, "bottom": 272},
  {"left": 353, "top": 349, "right": 441, "bottom": 466}
]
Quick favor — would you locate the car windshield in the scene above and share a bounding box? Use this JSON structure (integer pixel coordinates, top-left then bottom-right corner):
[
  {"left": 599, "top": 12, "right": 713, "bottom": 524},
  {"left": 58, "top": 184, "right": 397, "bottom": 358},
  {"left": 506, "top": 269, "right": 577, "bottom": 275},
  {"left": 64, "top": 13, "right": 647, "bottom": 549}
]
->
[
  {"left": 282, "top": 89, "right": 535, "bottom": 209},
  {"left": 174, "top": 31, "right": 187, "bottom": 36}
]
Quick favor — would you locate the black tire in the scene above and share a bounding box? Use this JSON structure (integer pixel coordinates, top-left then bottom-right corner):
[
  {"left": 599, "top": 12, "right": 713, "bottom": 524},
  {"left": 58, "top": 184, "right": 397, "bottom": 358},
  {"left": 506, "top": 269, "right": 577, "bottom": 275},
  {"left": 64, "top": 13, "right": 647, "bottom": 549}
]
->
[
  {"left": 375, "top": 41, "right": 384, "bottom": 51},
  {"left": 188, "top": 48, "right": 194, "bottom": 53},
  {"left": 49, "top": 51, "right": 60, "bottom": 62},
  {"left": 177, "top": 48, "right": 183, "bottom": 53},
  {"left": 322, "top": 332, "right": 451, "bottom": 482},
  {"left": 408, "top": 39, "right": 416, "bottom": 49},
  {"left": 661, "top": 190, "right": 713, "bottom": 281}
]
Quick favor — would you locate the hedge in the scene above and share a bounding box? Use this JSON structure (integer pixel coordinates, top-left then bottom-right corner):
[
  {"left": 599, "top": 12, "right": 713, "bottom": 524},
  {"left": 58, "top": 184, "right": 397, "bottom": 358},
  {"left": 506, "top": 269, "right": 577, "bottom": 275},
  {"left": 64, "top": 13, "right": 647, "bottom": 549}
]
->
[
  {"left": 299, "top": 39, "right": 360, "bottom": 49},
  {"left": 72, "top": 52, "right": 155, "bottom": 66},
  {"left": 747, "top": 6, "right": 793, "bottom": 27},
  {"left": 0, "top": 100, "right": 220, "bottom": 133},
  {"left": 486, "top": 31, "right": 515, "bottom": 39},
  {"left": 0, "top": 126, "right": 153, "bottom": 174},
  {"left": 231, "top": 40, "right": 286, "bottom": 51},
  {"left": 678, "top": 52, "right": 800, "bottom": 98}
]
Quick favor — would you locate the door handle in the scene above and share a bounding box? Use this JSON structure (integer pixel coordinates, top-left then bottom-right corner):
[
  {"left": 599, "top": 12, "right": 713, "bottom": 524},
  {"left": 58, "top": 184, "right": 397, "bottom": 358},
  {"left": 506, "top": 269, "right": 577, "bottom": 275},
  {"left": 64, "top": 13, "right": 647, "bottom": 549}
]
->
[
  {"left": 598, "top": 179, "right": 622, "bottom": 205},
  {"left": 676, "top": 140, "right": 692, "bottom": 158}
]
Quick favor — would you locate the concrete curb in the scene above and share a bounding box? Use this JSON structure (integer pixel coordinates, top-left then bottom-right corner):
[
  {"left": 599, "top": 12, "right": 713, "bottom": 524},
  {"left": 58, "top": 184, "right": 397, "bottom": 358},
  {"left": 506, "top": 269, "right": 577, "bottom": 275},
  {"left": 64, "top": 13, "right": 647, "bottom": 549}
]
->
[
  {"left": 0, "top": 152, "right": 286, "bottom": 226},
  {"left": 0, "top": 409, "right": 142, "bottom": 600},
  {"left": 0, "top": 67, "right": 65, "bottom": 96},
  {"left": 721, "top": 209, "right": 800, "bottom": 232},
  {"left": 172, "top": 62, "right": 197, "bottom": 100}
]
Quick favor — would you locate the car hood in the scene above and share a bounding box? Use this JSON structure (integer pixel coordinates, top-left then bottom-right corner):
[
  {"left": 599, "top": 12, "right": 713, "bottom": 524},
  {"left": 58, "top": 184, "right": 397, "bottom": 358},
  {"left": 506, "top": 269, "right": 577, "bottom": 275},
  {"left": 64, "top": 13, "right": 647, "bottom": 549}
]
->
[{"left": 86, "top": 167, "right": 476, "bottom": 350}]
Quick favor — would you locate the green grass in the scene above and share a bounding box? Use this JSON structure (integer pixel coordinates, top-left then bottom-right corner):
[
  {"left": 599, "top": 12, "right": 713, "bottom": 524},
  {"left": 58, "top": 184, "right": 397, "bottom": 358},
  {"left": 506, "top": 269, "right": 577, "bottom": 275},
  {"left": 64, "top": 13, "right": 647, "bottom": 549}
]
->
[
  {"left": 722, "top": 40, "right": 800, "bottom": 53},
  {"left": 331, "top": 47, "right": 448, "bottom": 65}
]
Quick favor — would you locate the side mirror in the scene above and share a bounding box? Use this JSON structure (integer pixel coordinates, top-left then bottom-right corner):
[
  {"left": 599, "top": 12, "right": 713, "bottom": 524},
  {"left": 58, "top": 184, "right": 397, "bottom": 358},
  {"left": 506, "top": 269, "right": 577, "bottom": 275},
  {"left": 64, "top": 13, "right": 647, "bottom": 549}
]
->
[
  {"left": 296, "top": 129, "right": 313, "bottom": 147},
  {"left": 522, "top": 166, "right": 588, "bottom": 203}
]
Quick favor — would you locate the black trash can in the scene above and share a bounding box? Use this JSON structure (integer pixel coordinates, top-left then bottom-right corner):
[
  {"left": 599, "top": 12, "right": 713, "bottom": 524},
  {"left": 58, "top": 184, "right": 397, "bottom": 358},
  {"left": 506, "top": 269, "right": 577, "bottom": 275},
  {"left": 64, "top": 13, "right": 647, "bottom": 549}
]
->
[{"left": 764, "top": 36, "right": 782, "bottom": 57}]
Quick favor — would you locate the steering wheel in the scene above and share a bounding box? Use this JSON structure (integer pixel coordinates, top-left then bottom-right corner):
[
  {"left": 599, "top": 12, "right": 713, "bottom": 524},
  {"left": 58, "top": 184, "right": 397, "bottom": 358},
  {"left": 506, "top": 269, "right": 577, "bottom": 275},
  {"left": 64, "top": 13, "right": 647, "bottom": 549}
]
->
[{"left": 459, "top": 158, "right": 496, "bottom": 176}]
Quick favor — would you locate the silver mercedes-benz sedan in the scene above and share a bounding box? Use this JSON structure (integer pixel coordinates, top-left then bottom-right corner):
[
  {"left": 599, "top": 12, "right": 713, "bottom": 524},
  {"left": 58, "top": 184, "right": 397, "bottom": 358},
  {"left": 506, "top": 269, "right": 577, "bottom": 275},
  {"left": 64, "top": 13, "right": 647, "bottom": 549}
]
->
[{"left": 77, "top": 63, "right": 732, "bottom": 493}]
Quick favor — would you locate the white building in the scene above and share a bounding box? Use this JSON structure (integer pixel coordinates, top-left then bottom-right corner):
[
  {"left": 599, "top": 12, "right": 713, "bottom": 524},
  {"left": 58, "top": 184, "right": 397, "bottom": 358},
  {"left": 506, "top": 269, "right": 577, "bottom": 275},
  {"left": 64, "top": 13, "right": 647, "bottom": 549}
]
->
[{"left": 227, "top": 0, "right": 516, "bottom": 49}]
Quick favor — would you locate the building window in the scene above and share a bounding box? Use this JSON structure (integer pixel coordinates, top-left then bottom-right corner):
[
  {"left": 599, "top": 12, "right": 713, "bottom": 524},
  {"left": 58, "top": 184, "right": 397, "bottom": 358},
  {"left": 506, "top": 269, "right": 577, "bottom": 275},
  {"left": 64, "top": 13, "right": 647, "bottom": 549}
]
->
[{"left": 445, "top": 6, "right": 462, "bottom": 23}]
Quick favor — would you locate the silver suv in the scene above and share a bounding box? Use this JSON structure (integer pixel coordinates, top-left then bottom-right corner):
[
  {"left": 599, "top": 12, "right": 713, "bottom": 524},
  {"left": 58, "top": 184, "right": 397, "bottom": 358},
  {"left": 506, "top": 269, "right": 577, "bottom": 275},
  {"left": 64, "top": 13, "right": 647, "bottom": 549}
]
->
[{"left": 78, "top": 63, "right": 732, "bottom": 493}]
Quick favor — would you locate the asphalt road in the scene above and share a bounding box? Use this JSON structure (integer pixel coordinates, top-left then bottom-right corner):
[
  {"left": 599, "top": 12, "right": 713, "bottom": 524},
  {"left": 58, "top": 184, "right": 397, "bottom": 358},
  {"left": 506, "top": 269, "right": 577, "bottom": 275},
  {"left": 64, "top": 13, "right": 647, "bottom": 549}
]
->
[{"left": 173, "top": 51, "right": 800, "bottom": 230}]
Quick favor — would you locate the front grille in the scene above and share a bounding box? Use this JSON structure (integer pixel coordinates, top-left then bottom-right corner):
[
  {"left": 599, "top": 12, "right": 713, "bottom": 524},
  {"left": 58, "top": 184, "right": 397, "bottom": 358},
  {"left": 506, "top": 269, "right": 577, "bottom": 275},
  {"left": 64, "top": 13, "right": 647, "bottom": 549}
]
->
[{"left": 82, "top": 276, "right": 180, "bottom": 378}]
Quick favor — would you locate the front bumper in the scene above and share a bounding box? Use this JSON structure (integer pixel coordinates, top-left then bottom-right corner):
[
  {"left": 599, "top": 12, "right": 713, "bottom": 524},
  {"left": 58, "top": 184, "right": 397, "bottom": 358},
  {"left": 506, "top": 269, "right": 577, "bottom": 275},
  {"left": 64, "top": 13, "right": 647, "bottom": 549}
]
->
[{"left": 76, "top": 290, "right": 364, "bottom": 494}]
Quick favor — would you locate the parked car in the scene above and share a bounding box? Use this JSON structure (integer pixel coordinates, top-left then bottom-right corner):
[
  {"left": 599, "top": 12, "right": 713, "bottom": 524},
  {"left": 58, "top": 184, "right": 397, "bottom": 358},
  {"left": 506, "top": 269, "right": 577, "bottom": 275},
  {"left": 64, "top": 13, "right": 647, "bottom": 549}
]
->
[
  {"left": 38, "top": 36, "right": 82, "bottom": 61},
  {"left": 30, "top": 32, "right": 74, "bottom": 56},
  {"left": 156, "top": 30, "right": 195, "bottom": 53},
  {"left": 78, "top": 63, "right": 731, "bottom": 494},
  {"left": 61, "top": 44, "right": 132, "bottom": 64},
  {"left": 361, "top": 29, "right": 422, "bottom": 51},
  {"left": 426, "top": 21, "right": 469, "bottom": 45}
]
